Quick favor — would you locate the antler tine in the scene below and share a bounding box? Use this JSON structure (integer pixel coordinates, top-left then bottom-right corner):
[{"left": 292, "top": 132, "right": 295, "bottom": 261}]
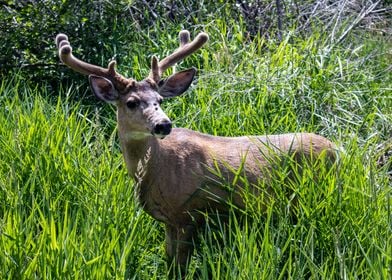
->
[
  {"left": 179, "top": 30, "right": 190, "bottom": 47},
  {"left": 149, "top": 30, "right": 208, "bottom": 83},
  {"left": 55, "top": 34, "right": 128, "bottom": 90}
]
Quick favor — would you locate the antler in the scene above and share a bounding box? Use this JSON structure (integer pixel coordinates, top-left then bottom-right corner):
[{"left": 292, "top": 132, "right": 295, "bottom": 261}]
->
[
  {"left": 55, "top": 34, "right": 130, "bottom": 91},
  {"left": 149, "top": 30, "right": 209, "bottom": 83}
]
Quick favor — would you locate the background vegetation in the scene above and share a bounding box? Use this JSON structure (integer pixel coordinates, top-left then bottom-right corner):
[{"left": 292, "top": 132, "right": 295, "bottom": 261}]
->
[{"left": 1, "top": 0, "right": 391, "bottom": 279}]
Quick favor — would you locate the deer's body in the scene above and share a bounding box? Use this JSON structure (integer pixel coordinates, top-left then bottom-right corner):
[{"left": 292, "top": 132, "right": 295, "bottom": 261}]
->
[
  {"left": 120, "top": 125, "right": 335, "bottom": 271},
  {"left": 122, "top": 127, "right": 335, "bottom": 223},
  {"left": 55, "top": 30, "right": 336, "bottom": 277}
]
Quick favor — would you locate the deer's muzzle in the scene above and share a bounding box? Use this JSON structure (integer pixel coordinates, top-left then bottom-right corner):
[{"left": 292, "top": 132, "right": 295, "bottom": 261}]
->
[{"left": 153, "top": 120, "right": 172, "bottom": 138}]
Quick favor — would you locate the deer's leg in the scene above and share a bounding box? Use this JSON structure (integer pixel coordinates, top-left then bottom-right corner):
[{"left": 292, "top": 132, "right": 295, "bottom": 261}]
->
[
  {"left": 165, "top": 225, "right": 177, "bottom": 266},
  {"left": 165, "top": 224, "right": 195, "bottom": 278}
]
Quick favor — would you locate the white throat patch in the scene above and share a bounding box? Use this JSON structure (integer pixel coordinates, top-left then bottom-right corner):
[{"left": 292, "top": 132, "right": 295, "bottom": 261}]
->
[{"left": 123, "top": 131, "right": 153, "bottom": 140}]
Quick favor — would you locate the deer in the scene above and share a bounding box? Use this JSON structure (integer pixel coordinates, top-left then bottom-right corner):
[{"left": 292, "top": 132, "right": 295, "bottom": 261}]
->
[{"left": 55, "top": 30, "right": 336, "bottom": 277}]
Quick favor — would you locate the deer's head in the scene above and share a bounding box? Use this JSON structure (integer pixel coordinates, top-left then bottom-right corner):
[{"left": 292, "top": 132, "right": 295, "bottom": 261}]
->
[{"left": 56, "top": 31, "right": 208, "bottom": 139}]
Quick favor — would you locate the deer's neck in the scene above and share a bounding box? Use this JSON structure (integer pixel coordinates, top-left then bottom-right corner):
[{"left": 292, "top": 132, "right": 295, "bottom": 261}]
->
[{"left": 117, "top": 130, "right": 159, "bottom": 179}]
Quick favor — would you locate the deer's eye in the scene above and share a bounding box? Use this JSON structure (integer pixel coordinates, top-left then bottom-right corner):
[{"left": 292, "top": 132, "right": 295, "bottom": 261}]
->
[{"left": 126, "top": 100, "right": 140, "bottom": 109}]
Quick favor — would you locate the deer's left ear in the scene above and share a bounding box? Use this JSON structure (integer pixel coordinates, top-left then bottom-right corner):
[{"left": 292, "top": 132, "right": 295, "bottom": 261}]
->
[
  {"left": 89, "top": 75, "right": 119, "bottom": 104},
  {"left": 158, "top": 68, "right": 196, "bottom": 98}
]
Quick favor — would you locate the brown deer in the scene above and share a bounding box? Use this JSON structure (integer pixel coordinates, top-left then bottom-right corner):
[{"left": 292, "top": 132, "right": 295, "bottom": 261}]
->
[{"left": 55, "top": 30, "right": 336, "bottom": 277}]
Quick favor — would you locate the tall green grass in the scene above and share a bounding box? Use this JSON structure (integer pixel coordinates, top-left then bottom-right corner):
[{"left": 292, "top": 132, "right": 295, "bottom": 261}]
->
[
  {"left": 1, "top": 24, "right": 391, "bottom": 279},
  {"left": 0, "top": 79, "right": 167, "bottom": 279}
]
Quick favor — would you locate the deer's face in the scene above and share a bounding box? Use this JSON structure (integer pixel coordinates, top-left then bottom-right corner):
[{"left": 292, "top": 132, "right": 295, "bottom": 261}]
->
[
  {"left": 55, "top": 30, "right": 207, "bottom": 140},
  {"left": 117, "top": 82, "right": 171, "bottom": 139},
  {"left": 89, "top": 69, "right": 196, "bottom": 139}
]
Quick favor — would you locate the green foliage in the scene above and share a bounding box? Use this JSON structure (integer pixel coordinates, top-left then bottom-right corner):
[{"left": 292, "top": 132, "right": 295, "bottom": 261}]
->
[
  {"left": 0, "top": 1, "right": 391, "bottom": 279},
  {"left": 2, "top": 0, "right": 389, "bottom": 89},
  {"left": 0, "top": 79, "right": 167, "bottom": 278},
  {"left": 0, "top": 0, "right": 238, "bottom": 86}
]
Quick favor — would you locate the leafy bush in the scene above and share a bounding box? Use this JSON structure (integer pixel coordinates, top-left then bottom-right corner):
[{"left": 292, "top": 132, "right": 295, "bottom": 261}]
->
[
  {"left": 1, "top": 0, "right": 390, "bottom": 88},
  {"left": 0, "top": 1, "right": 232, "bottom": 85}
]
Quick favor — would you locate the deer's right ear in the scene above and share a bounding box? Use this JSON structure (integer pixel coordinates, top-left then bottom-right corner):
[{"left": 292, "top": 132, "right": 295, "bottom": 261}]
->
[
  {"left": 89, "top": 75, "right": 119, "bottom": 103},
  {"left": 158, "top": 68, "right": 196, "bottom": 98}
]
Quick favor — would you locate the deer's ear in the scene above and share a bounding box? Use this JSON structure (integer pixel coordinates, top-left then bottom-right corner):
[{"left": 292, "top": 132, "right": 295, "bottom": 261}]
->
[
  {"left": 158, "top": 68, "right": 196, "bottom": 98},
  {"left": 89, "top": 75, "right": 119, "bottom": 103}
]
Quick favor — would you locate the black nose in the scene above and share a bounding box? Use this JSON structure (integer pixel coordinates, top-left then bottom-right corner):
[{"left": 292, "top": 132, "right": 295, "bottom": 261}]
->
[{"left": 154, "top": 121, "right": 172, "bottom": 136}]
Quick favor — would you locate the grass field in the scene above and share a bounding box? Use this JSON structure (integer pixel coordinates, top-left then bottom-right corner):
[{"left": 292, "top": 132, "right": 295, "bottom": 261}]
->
[{"left": 0, "top": 18, "right": 391, "bottom": 279}]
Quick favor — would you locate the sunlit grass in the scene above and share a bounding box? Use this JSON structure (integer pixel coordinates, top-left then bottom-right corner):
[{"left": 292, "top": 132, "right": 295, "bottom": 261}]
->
[{"left": 1, "top": 21, "right": 391, "bottom": 279}]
